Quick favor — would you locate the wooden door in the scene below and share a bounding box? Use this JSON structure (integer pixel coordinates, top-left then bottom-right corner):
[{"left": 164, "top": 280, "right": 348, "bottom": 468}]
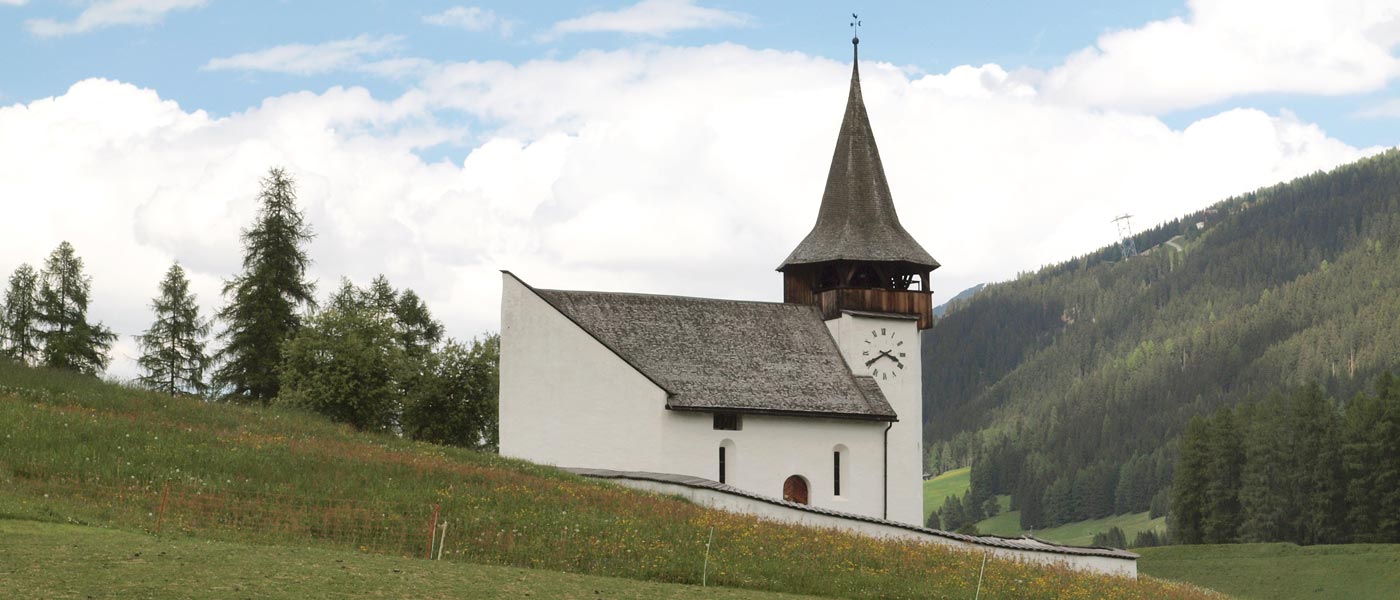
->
[{"left": 783, "top": 475, "right": 809, "bottom": 505}]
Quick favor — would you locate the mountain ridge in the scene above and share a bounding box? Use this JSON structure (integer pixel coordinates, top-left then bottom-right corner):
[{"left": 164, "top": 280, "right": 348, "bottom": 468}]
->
[{"left": 920, "top": 148, "right": 1400, "bottom": 529}]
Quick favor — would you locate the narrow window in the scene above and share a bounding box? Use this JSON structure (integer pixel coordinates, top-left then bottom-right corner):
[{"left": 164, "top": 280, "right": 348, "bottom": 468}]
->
[
  {"left": 713, "top": 413, "right": 741, "bottom": 431},
  {"left": 718, "top": 446, "right": 727, "bottom": 484},
  {"left": 833, "top": 451, "right": 841, "bottom": 496}
]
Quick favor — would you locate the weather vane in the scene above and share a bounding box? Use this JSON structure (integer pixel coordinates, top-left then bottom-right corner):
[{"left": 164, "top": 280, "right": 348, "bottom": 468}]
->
[{"left": 850, "top": 13, "right": 861, "bottom": 42}]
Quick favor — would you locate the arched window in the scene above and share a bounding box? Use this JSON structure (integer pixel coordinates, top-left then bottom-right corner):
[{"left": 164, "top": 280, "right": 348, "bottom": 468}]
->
[
  {"left": 833, "top": 444, "right": 850, "bottom": 497},
  {"left": 782, "top": 475, "right": 809, "bottom": 505},
  {"left": 719, "top": 440, "right": 736, "bottom": 484}
]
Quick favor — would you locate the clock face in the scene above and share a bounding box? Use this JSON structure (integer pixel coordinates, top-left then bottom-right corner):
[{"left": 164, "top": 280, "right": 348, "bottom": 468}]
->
[{"left": 860, "top": 327, "right": 908, "bottom": 380}]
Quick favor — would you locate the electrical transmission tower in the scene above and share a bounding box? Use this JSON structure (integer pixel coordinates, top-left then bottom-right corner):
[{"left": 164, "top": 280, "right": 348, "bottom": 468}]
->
[{"left": 1112, "top": 214, "right": 1139, "bottom": 259}]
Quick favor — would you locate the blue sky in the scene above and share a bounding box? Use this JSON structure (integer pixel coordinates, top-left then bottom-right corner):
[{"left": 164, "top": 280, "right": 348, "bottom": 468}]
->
[
  {"left": 2, "top": 0, "right": 1399, "bottom": 377},
  {"left": 6, "top": 1, "right": 1398, "bottom": 146}
]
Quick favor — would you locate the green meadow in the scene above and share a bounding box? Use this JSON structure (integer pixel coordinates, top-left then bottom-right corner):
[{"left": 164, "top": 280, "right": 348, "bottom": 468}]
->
[
  {"left": 0, "top": 362, "right": 1215, "bottom": 600},
  {"left": 1137, "top": 543, "right": 1400, "bottom": 600},
  {"left": 923, "top": 468, "right": 1165, "bottom": 547},
  {"left": 0, "top": 519, "right": 821, "bottom": 600}
]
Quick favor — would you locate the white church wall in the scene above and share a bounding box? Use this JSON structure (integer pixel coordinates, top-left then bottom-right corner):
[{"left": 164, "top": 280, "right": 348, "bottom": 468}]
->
[
  {"left": 658, "top": 410, "right": 889, "bottom": 520},
  {"left": 604, "top": 476, "right": 1138, "bottom": 578},
  {"left": 499, "top": 274, "right": 671, "bottom": 471},
  {"left": 825, "top": 313, "right": 925, "bottom": 526},
  {"left": 501, "top": 273, "right": 914, "bottom": 523}
]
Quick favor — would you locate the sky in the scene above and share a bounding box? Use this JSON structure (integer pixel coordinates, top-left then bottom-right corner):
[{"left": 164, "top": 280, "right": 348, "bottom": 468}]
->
[{"left": 2, "top": 0, "right": 1400, "bottom": 380}]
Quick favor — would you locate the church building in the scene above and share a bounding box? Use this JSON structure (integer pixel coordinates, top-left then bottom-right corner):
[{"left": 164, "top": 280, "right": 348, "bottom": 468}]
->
[{"left": 499, "top": 37, "right": 938, "bottom": 527}]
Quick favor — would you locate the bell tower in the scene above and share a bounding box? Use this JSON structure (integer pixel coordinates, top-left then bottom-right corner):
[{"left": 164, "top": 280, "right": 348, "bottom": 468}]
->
[
  {"left": 778, "top": 35, "right": 939, "bottom": 329},
  {"left": 778, "top": 33, "right": 937, "bottom": 526}
]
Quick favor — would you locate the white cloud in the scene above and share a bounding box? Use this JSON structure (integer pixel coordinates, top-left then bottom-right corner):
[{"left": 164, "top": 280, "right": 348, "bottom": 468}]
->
[
  {"left": 1043, "top": 0, "right": 1400, "bottom": 113},
  {"left": 26, "top": 0, "right": 205, "bottom": 37},
  {"left": 2, "top": 0, "right": 30, "bottom": 7},
  {"left": 203, "top": 35, "right": 403, "bottom": 75},
  {"left": 424, "top": 5, "right": 514, "bottom": 37},
  {"left": 545, "top": 0, "right": 750, "bottom": 39},
  {"left": 0, "top": 46, "right": 1378, "bottom": 381}
]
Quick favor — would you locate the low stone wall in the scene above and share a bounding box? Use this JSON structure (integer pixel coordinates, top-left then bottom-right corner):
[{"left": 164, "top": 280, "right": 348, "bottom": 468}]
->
[{"left": 572, "top": 469, "right": 1137, "bottom": 578}]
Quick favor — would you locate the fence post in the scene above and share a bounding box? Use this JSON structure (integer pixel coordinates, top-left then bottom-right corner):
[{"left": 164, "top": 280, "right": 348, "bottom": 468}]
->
[
  {"left": 974, "top": 550, "right": 988, "bottom": 600},
  {"left": 436, "top": 521, "right": 449, "bottom": 560},
  {"left": 155, "top": 482, "right": 170, "bottom": 535},
  {"left": 702, "top": 526, "right": 714, "bottom": 587},
  {"left": 425, "top": 503, "right": 441, "bottom": 559}
]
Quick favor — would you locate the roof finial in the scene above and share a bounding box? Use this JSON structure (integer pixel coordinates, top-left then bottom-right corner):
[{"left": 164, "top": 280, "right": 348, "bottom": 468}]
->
[{"left": 850, "top": 13, "right": 861, "bottom": 52}]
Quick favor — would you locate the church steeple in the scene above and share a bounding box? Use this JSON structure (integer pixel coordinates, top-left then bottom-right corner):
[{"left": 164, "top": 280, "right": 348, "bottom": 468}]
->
[{"left": 778, "top": 36, "right": 939, "bottom": 328}]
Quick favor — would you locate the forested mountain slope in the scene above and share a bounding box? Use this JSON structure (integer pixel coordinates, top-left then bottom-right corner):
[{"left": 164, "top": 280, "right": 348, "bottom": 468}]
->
[{"left": 921, "top": 149, "right": 1400, "bottom": 529}]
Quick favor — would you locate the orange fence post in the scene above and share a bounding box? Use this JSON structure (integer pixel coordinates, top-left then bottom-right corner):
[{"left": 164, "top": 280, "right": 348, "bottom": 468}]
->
[
  {"left": 425, "top": 503, "right": 441, "bottom": 559},
  {"left": 155, "top": 482, "right": 170, "bottom": 535}
]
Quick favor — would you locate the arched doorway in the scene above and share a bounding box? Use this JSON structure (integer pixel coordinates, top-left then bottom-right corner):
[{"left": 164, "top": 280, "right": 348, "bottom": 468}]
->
[{"left": 782, "top": 475, "right": 809, "bottom": 505}]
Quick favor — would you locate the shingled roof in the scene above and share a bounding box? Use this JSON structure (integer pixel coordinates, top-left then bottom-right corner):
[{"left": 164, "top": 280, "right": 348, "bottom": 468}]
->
[
  {"left": 779, "top": 38, "right": 939, "bottom": 271},
  {"left": 527, "top": 283, "right": 897, "bottom": 421}
]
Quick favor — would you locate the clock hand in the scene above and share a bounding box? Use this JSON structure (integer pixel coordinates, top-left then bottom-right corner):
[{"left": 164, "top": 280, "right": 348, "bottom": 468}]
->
[{"left": 866, "top": 351, "right": 896, "bottom": 367}]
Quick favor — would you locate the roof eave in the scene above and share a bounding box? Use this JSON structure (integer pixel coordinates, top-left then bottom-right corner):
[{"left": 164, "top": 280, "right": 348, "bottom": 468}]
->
[{"left": 665, "top": 403, "right": 897, "bottom": 422}]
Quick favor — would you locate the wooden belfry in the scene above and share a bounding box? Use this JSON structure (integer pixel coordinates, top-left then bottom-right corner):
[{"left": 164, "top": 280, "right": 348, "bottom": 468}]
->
[{"left": 778, "top": 30, "right": 939, "bottom": 328}]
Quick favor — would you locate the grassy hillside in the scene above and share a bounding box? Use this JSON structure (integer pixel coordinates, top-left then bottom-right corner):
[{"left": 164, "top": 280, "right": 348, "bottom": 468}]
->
[
  {"left": 0, "top": 519, "right": 819, "bottom": 600},
  {"left": 0, "top": 361, "right": 1216, "bottom": 600},
  {"left": 1137, "top": 543, "right": 1400, "bottom": 600},
  {"left": 922, "top": 150, "right": 1400, "bottom": 528},
  {"left": 923, "top": 469, "right": 1164, "bottom": 547},
  {"left": 921, "top": 466, "right": 970, "bottom": 520},
  {"left": 980, "top": 512, "right": 1166, "bottom": 548}
]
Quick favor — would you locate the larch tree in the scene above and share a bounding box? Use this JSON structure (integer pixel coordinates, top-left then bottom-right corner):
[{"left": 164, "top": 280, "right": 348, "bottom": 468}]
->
[
  {"left": 36, "top": 241, "right": 116, "bottom": 375},
  {"left": 1, "top": 263, "right": 41, "bottom": 364},
  {"left": 137, "top": 262, "right": 211, "bottom": 396},
  {"left": 213, "top": 167, "right": 316, "bottom": 404}
]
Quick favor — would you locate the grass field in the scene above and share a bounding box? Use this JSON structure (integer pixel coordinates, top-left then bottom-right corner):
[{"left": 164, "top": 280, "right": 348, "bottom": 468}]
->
[
  {"left": 921, "top": 466, "right": 970, "bottom": 521},
  {"left": 0, "top": 519, "right": 819, "bottom": 600},
  {"left": 922, "top": 468, "right": 1165, "bottom": 547},
  {"left": 0, "top": 362, "right": 1217, "bottom": 600},
  {"left": 1137, "top": 543, "right": 1400, "bottom": 600},
  {"left": 979, "top": 511, "right": 1166, "bottom": 547}
]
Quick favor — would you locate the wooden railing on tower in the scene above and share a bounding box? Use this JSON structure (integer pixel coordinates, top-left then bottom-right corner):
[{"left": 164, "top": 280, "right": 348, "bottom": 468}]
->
[{"left": 812, "top": 287, "right": 934, "bottom": 329}]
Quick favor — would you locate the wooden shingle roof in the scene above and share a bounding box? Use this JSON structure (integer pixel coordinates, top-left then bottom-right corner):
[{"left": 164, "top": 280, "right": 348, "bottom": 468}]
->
[
  {"left": 527, "top": 282, "right": 897, "bottom": 421},
  {"left": 779, "top": 40, "right": 939, "bottom": 271}
]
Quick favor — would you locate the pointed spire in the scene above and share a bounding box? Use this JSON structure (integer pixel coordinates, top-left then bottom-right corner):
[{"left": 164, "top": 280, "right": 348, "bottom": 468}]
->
[{"left": 778, "top": 36, "right": 938, "bottom": 272}]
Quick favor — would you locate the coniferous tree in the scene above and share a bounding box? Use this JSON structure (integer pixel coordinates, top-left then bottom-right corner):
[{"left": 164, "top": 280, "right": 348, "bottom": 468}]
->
[
  {"left": 938, "top": 494, "right": 966, "bottom": 531},
  {"left": 1, "top": 263, "right": 41, "bottom": 364},
  {"left": 395, "top": 288, "right": 444, "bottom": 359},
  {"left": 1341, "top": 386, "right": 1384, "bottom": 541},
  {"left": 1374, "top": 374, "right": 1400, "bottom": 542},
  {"left": 36, "top": 242, "right": 116, "bottom": 375},
  {"left": 1169, "top": 416, "right": 1210, "bottom": 544},
  {"left": 1092, "top": 526, "right": 1127, "bottom": 549},
  {"left": 213, "top": 168, "right": 316, "bottom": 404},
  {"left": 327, "top": 275, "right": 443, "bottom": 359},
  {"left": 136, "top": 263, "right": 211, "bottom": 396},
  {"left": 1201, "top": 408, "right": 1243, "bottom": 543},
  {"left": 1239, "top": 395, "right": 1291, "bottom": 542}
]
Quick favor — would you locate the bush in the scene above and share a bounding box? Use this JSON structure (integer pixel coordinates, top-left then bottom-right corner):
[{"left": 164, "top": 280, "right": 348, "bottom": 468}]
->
[
  {"left": 402, "top": 335, "right": 498, "bottom": 451},
  {"left": 278, "top": 307, "right": 406, "bottom": 432}
]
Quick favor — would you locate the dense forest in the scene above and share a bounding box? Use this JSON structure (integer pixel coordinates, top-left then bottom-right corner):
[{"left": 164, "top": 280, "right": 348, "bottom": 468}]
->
[
  {"left": 921, "top": 149, "right": 1400, "bottom": 531},
  {"left": 1171, "top": 377, "right": 1400, "bottom": 545}
]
